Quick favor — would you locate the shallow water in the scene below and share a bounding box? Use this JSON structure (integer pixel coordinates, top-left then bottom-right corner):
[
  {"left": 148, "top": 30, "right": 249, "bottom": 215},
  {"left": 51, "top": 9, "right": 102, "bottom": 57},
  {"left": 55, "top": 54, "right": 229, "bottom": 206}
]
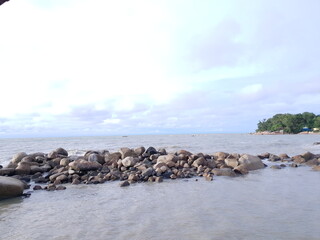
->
[{"left": 0, "top": 134, "right": 320, "bottom": 240}]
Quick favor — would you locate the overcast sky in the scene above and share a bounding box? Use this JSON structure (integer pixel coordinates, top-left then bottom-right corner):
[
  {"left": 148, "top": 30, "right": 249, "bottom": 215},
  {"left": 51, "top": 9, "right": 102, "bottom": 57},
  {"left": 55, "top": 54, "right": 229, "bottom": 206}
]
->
[{"left": 0, "top": 0, "right": 319, "bottom": 137}]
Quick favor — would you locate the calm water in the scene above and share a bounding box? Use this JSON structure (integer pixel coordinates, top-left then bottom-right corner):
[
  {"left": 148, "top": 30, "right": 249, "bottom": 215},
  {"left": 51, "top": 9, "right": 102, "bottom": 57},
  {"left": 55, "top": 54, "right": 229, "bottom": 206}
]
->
[{"left": 0, "top": 134, "right": 320, "bottom": 240}]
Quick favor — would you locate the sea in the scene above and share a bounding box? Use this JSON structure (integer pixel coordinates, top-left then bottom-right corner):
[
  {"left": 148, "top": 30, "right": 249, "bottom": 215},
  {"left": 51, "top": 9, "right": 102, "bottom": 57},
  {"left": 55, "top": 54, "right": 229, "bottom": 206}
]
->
[{"left": 0, "top": 133, "right": 320, "bottom": 240}]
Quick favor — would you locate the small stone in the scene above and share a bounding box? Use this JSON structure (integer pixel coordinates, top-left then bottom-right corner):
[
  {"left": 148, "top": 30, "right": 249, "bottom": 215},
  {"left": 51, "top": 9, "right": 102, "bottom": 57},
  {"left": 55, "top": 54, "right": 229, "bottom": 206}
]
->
[
  {"left": 33, "top": 185, "right": 43, "bottom": 190},
  {"left": 119, "top": 180, "right": 130, "bottom": 187},
  {"left": 56, "top": 185, "right": 66, "bottom": 190},
  {"left": 155, "top": 176, "right": 163, "bottom": 183}
]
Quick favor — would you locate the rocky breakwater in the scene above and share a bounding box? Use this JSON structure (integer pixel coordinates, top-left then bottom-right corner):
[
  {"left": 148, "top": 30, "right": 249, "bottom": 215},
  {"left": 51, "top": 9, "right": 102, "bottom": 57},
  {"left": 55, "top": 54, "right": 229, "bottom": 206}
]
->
[{"left": 0, "top": 146, "right": 319, "bottom": 198}]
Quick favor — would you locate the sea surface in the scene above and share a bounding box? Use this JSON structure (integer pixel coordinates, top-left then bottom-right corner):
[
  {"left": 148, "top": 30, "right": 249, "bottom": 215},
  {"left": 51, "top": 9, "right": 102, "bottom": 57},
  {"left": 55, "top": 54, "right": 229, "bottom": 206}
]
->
[{"left": 0, "top": 134, "right": 320, "bottom": 240}]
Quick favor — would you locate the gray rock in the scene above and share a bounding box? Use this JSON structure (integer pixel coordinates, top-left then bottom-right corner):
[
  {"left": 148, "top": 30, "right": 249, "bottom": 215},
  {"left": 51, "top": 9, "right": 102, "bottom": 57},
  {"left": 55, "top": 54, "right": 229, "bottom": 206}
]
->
[
  {"left": 120, "top": 148, "right": 137, "bottom": 159},
  {"left": 238, "top": 154, "right": 265, "bottom": 171},
  {"left": 121, "top": 156, "right": 138, "bottom": 168},
  {"left": 211, "top": 168, "right": 236, "bottom": 177},
  {"left": 142, "top": 167, "right": 154, "bottom": 178},
  {"left": 55, "top": 147, "right": 68, "bottom": 157},
  {"left": 69, "top": 159, "right": 102, "bottom": 171},
  {"left": 0, "top": 176, "right": 25, "bottom": 199},
  {"left": 0, "top": 168, "right": 15, "bottom": 176},
  {"left": 119, "top": 180, "right": 130, "bottom": 187},
  {"left": 134, "top": 147, "right": 146, "bottom": 156},
  {"left": 11, "top": 152, "right": 28, "bottom": 164}
]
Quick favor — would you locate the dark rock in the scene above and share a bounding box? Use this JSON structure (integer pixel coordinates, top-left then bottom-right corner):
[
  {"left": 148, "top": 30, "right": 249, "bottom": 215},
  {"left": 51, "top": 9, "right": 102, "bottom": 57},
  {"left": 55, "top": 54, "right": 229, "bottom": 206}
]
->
[
  {"left": 56, "top": 185, "right": 66, "bottom": 190},
  {"left": 0, "top": 168, "right": 15, "bottom": 176},
  {"left": 15, "top": 162, "right": 31, "bottom": 175},
  {"left": 301, "top": 152, "right": 315, "bottom": 161},
  {"left": 33, "top": 185, "right": 43, "bottom": 190},
  {"left": 104, "top": 152, "right": 122, "bottom": 165},
  {"left": 269, "top": 154, "right": 281, "bottom": 162},
  {"left": 119, "top": 180, "right": 130, "bottom": 187},
  {"left": 55, "top": 148, "right": 68, "bottom": 157},
  {"left": 142, "top": 167, "right": 154, "bottom": 178},
  {"left": 145, "top": 147, "right": 158, "bottom": 156}
]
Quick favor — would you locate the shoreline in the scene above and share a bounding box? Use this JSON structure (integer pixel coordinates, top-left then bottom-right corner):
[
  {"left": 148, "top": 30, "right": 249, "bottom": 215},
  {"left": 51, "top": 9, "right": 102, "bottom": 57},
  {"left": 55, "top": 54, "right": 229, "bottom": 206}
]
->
[{"left": 252, "top": 131, "right": 320, "bottom": 135}]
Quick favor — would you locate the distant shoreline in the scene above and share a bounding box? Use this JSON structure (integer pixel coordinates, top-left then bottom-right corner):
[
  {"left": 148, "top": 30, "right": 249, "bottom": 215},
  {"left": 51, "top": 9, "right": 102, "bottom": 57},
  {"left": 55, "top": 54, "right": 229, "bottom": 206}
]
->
[{"left": 252, "top": 131, "right": 320, "bottom": 135}]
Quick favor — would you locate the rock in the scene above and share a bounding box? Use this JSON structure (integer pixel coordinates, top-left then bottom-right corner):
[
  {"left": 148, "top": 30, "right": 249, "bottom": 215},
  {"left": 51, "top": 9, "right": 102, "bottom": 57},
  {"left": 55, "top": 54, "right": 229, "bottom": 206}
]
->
[
  {"left": 258, "top": 152, "right": 270, "bottom": 159},
  {"left": 313, "top": 142, "right": 320, "bottom": 145},
  {"left": 176, "top": 150, "right": 193, "bottom": 156},
  {"left": 312, "top": 165, "right": 320, "bottom": 171},
  {"left": 213, "top": 152, "right": 228, "bottom": 161},
  {"left": 0, "top": 176, "right": 25, "bottom": 199},
  {"left": 104, "top": 152, "right": 121, "bottom": 165},
  {"left": 120, "top": 148, "right": 137, "bottom": 159},
  {"left": 145, "top": 147, "right": 158, "bottom": 156},
  {"left": 56, "top": 185, "right": 66, "bottom": 190},
  {"left": 238, "top": 154, "right": 265, "bottom": 171},
  {"left": 142, "top": 167, "right": 154, "bottom": 178},
  {"left": 289, "top": 163, "right": 298, "bottom": 168},
  {"left": 11, "top": 152, "right": 28, "bottom": 164},
  {"left": 33, "top": 185, "right": 43, "bottom": 190},
  {"left": 192, "top": 157, "right": 207, "bottom": 168},
  {"left": 211, "top": 168, "right": 236, "bottom": 177},
  {"left": 87, "top": 153, "right": 105, "bottom": 164},
  {"left": 0, "top": 168, "right": 15, "bottom": 176},
  {"left": 301, "top": 152, "right": 315, "bottom": 161},
  {"left": 47, "top": 151, "right": 59, "bottom": 159},
  {"left": 119, "top": 180, "right": 130, "bottom": 187},
  {"left": 224, "top": 157, "right": 239, "bottom": 168},
  {"left": 128, "top": 174, "right": 139, "bottom": 182},
  {"left": 45, "top": 184, "right": 56, "bottom": 191},
  {"left": 157, "top": 154, "right": 178, "bottom": 165},
  {"left": 55, "top": 147, "right": 68, "bottom": 157},
  {"left": 30, "top": 166, "right": 47, "bottom": 174},
  {"left": 15, "top": 162, "right": 31, "bottom": 175},
  {"left": 60, "top": 158, "right": 70, "bottom": 167},
  {"left": 121, "top": 156, "right": 138, "bottom": 168},
  {"left": 305, "top": 159, "right": 319, "bottom": 166},
  {"left": 72, "top": 178, "right": 81, "bottom": 185},
  {"left": 157, "top": 148, "right": 167, "bottom": 155},
  {"left": 292, "top": 155, "right": 306, "bottom": 164},
  {"left": 204, "top": 174, "right": 213, "bottom": 181},
  {"left": 134, "top": 147, "right": 146, "bottom": 156},
  {"left": 155, "top": 176, "right": 163, "bottom": 182},
  {"left": 269, "top": 154, "right": 281, "bottom": 162},
  {"left": 270, "top": 165, "right": 281, "bottom": 169},
  {"left": 233, "top": 165, "right": 249, "bottom": 174},
  {"left": 69, "top": 159, "right": 102, "bottom": 171},
  {"left": 279, "top": 153, "right": 290, "bottom": 160}
]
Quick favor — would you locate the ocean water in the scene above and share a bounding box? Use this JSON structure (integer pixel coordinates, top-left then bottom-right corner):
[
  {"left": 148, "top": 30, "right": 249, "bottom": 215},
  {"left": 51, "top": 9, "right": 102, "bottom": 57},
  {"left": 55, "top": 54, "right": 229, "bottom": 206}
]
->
[{"left": 0, "top": 134, "right": 320, "bottom": 240}]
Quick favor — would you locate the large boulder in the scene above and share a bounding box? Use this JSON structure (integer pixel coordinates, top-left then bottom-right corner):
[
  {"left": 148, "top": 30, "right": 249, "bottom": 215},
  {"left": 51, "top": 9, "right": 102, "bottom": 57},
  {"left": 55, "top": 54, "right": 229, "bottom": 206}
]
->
[
  {"left": 0, "top": 176, "right": 25, "bottom": 200},
  {"left": 69, "top": 159, "right": 102, "bottom": 171},
  {"left": 238, "top": 154, "right": 265, "bottom": 171},
  {"left": 120, "top": 148, "right": 137, "bottom": 159}
]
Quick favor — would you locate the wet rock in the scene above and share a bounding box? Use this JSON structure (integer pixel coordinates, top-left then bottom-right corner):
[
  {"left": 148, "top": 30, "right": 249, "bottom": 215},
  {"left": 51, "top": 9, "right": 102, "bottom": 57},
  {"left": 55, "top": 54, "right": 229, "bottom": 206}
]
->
[
  {"left": 0, "top": 176, "right": 25, "bottom": 199},
  {"left": 11, "top": 152, "right": 28, "bottom": 164},
  {"left": 211, "top": 168, "right": 236, "bottom": 177},
  {"left": 33, "top": 185, "right": 43, "bottom": 190},
  {"left": 238, "top": 154, "right": 265, "bottom": 171},
  {"left": 157, "top": 148, "right": 167, "bottom": 155},
  {"left": 69, "top": 159, "right": 102, "bottom": 171},
  {"left": 119, "top": 180, "right": 130, "bottom": 187}
]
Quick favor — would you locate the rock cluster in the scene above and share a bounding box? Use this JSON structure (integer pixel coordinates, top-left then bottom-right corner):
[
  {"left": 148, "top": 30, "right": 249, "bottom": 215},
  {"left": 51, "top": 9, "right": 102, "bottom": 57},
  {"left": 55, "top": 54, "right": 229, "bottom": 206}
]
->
[{"left": 0, "top": 147, "right": 319, "bottom": 199}]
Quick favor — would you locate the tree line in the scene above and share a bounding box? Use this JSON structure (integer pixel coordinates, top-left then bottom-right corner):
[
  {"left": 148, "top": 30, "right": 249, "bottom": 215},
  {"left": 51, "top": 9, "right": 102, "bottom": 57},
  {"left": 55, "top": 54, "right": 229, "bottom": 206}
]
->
[{"left": 256, "top": 112, "right": 320, "bottom": 134}]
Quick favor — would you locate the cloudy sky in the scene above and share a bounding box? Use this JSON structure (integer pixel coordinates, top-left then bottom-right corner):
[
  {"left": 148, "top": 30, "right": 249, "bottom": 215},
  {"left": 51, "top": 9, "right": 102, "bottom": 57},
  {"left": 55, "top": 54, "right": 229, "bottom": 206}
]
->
[{"left": 0, "top": 0, "right": 319, "bottom": 137}]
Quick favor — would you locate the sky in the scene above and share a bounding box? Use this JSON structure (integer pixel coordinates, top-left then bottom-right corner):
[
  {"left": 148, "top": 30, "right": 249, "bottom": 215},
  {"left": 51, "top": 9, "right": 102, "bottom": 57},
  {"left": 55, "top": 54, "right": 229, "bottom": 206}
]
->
[{"left": 0, "top": 0, "right": 320, "bottom": 137}]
